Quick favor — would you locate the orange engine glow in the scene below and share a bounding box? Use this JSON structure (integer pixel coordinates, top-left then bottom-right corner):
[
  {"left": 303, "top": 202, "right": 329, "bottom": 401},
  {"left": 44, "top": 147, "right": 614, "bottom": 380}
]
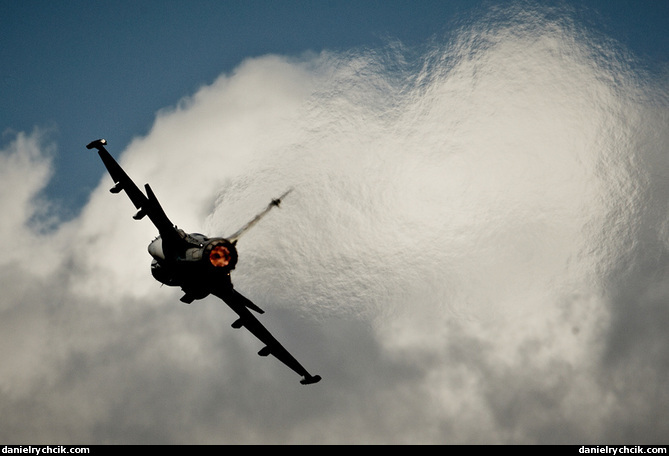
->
[{"left": 209, "top": 245, "right": 232, "bottom": 268}]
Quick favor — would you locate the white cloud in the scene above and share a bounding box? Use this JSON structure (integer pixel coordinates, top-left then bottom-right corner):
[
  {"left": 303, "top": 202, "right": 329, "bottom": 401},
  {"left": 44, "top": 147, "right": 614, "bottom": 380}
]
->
[{"left": 1, "top": 4, "right": 669, "bottom": 444}]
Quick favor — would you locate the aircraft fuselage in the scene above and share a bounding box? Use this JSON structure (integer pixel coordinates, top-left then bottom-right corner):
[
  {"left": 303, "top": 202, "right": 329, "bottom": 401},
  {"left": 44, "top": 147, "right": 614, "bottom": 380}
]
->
[
  {"left": 85, "top": 138, "right": 321, "bottom": 385},
  {"left": 148, "top": 231, "right": 239, "bottom": 302}
]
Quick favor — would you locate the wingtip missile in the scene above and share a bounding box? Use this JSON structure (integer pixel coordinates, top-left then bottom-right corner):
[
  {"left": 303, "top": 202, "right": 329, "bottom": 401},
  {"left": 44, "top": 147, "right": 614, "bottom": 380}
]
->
[
  {"left": 271, "top": 188, "right": 294, "bottom": 207},
  {"left": 86, "top": 139, "right": 108, "bottom": 151},
  {"left": 300, "top": 374, "right": 322, "bottom": 385},
  {"left": 227, "top": 188, "right": 295, "bottom": 242}
]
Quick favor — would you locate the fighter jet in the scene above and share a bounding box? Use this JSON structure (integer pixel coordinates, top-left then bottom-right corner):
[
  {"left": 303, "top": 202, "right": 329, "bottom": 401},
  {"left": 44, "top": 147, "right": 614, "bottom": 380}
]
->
[{"left": 86, "top": 139, "right": 321, "bottom": 385}]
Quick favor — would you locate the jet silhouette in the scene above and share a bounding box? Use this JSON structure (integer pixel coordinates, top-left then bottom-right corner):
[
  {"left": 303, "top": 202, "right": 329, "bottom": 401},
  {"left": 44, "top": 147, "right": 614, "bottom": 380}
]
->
[{"left": 86, "top": 139, "right": 321, "bottom": 385}]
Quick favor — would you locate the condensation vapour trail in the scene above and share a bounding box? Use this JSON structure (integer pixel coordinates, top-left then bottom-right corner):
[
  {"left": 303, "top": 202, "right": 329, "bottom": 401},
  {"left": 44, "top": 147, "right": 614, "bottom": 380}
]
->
[
  {"left": 2, "top": 2, "right": 667, "bottom": 444},
  {"left": 216, "top": 5, "right": 664, "bottom": 324},
  {"left": 203, "top": 4, "right": 669, "bottom": 442}
]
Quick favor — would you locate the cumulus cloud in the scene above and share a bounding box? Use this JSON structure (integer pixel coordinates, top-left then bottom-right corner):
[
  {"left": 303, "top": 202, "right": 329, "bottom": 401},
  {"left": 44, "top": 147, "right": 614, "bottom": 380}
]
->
[{"left": 1, "top": 3, "right": 668, "bottom": 444}]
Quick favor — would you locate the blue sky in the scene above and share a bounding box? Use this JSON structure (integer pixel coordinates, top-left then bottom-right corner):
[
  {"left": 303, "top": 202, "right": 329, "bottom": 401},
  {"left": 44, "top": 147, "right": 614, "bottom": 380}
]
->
[
  {"left": 3, "top": 0, "right": 476, "bottom": 213},
  {"left": 1, "top": 0, "right": 669, "bottom": 445},
  {"left": 2, "top": 1, "right": 668, "bottom": 214}
]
